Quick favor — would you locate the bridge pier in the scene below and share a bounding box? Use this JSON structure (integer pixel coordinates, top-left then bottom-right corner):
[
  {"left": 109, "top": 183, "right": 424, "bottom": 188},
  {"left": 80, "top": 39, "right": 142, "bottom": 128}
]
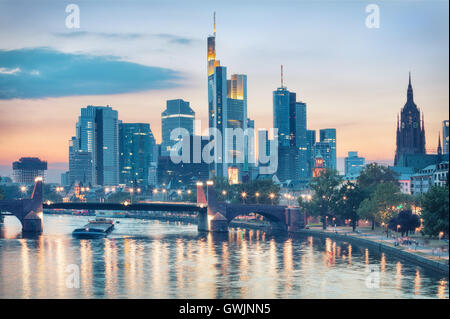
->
[{"left": 0, "top": 180, "right": 43, "bottom": 233}]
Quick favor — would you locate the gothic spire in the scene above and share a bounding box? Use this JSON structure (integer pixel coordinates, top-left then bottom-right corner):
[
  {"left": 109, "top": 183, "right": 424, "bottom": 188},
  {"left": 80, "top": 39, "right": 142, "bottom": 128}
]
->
[
  {"left": 407, "top": 72, "right": 414, "bottom": 102},
  {"left": 438, "top": 134, "right": 442, "bottom": 155}
]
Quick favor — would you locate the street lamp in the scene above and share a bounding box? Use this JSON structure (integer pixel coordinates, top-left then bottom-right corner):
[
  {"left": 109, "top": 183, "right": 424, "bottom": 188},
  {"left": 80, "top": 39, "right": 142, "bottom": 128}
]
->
[
  {"left": 241, "top": 192, "right": 247, "bottom": 204},
  {"left": 255, "top": 192, "right": 260, "bottom": 204},
  {"left": 269, "top": 193, "right": 275, "bottom": 205}
]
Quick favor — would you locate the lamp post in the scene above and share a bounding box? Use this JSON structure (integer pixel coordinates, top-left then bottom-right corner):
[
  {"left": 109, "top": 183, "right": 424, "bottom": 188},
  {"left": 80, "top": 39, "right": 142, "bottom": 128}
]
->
[
  {"left": 269, "top": 193, "right": 275, "bottom": 205},
  {"left": 241, "top": 192, "right": 247, "bottom": 204},
  {"left": 255, "top": 192, "right": 260, "bottom": 204}
]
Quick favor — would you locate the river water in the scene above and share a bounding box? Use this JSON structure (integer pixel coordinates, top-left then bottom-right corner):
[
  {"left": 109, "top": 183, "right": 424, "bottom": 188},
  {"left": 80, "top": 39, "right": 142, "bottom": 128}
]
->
[{"left": 0, "top": 215, "right": 448, "bottom": 299}]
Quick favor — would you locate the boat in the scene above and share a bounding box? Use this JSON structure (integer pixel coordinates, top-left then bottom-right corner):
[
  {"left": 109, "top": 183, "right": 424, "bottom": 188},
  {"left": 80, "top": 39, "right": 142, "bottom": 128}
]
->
[{"left": 72, "top": 218, "right": 115, "bottom": 238}]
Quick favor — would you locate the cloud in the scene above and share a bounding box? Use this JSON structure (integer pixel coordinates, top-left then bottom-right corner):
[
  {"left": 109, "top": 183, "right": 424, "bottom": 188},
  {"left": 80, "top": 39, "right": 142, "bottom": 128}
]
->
[
  {"left": 0, "top": 48, "right": 181, "bottom": 99},
  {"left": 0, "top": 67, "right": 21, "bottom": 75},
  {"left": 54, "top": 31, "right": 196, "bottom": 45}
]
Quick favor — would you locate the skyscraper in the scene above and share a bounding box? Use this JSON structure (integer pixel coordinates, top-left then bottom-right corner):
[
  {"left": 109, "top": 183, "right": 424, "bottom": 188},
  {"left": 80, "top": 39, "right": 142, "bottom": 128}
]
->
[
  {"left": 273, "top": 66, "right": 309, "bottom": 182},
  {"left": 306, "top": 129, "right": 316, "bottom": 178},
  {"left": 69, "top": 136, "right": 92, "bottom": 186},
  {"left": 345, "top": 151, "right": 365, "bottom": 178},
  {"left": 394, "top": 73, "right": 426, "bottom": 165},
  {"left": 443, "top": 120, "right": 449, "bottom": 154},
  {"left": 161, "top": 99, "right": 195, "bottom": 156},
  {"left": 74, "top": 105, "right": 119, "bottom": 186},
  {"left": 119, "top": 123, "right": 156, "bottom": 187},
  {"left": 206, "top": 13, "right": 248, "bottom": 181},
  {"left": 319, "top": 128, "right": 337, "bottom": 170}
]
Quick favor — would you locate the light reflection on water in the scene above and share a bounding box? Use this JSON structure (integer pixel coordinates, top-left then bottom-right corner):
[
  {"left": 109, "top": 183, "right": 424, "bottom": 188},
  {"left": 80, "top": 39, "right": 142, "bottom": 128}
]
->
[{"left": 0, "top": 215, "right": 448, "bottom": 299}]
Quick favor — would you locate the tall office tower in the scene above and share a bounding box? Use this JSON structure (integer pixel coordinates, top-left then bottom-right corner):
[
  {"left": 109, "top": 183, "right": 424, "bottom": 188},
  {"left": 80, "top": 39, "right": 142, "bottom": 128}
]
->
[
  {"left": 314, "top": 142, "right": 332, "bottom": 170},
  {"left": 75, "top": 105, "right": 119, "bottom": 186},
  {"left": 295, "top": 101, "right": 309, "bottom": 180},
  {"left": 68, "top": 136, "right": 93, "bottom": 186},
  {"left": 12, "top": 157, "right": 47, "bottom": 184},
  {"left": 443, "top": 120, "right": 449, "bottom": 154},
  {"left": 226, "top": 74, "right": 248, "bottom": 181},
  {"left": 119, "top": 123, "right": 156, "bottom": 188},
  {"left": 206, "top": 14, "right": 250, "bottom": 181},
  {"left": 161, "top": 99, "right": 195, "bottom": 156},
  {"left": 394, "top": 73, "right": 426, "bottom": 165},
  {"left": 306, "top": 130, "right": 316, "bottom": 178},
  {"left": 319, "top": 128, "right": 337, "bottom": 170},
  {"left": 273, "top": 66, "right": 308, "bottom": 182},
  {"left": 345, "top": 151, "right": 365, "bottom": 178}
]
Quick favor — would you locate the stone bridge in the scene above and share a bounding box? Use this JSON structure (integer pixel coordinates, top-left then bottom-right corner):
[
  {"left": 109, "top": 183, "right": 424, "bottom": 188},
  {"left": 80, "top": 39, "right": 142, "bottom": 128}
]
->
[
  {"left": 196, "top": 183, "right": 304, "bottom": 233},
  {"left": 0, "top": 180, "right": 305, "bottom": 234},
  {"left": 0, "top": 180, "right": 43, "bottom": 233}
]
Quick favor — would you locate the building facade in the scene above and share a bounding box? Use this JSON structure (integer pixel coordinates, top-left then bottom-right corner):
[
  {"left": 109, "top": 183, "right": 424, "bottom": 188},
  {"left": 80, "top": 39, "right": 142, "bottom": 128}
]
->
[
  {"left": 74, "top": 105, "right": 119, "bottom": 186},
  {"left": 161, "top": 99, "right": 195, "bottom": 156},
  {"left": 319, "top": 128, "right": 337, "bottom": 170},
  {"left": 12, "top": 157, "right": 47, "bottom": 184},
  {"left": 344, "top": 151, "right": 365, "bottom": 178},
  {"left": 119, "top": 123, "right": 156, "bottom": 188}
]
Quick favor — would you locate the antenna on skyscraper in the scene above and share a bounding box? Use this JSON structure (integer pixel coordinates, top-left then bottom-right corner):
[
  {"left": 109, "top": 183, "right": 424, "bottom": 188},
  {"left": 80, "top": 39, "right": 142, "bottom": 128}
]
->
[
  {"left": 213, "top": 11, "right": 216, "bottom": 36},
  {"left": 281, "top": 64, "right": 284, "bottom": 88}
]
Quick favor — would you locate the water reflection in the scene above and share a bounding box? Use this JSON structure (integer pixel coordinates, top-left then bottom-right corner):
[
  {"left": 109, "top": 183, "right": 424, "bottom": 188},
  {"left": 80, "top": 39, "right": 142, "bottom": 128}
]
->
[{"left": 0, "top": 215, "right": 448, "bottom": 299}]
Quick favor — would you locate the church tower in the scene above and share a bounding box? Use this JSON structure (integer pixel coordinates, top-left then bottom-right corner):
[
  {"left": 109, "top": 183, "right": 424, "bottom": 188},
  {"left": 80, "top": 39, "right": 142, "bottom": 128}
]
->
[{"left": 394, "top": 73, "right": 426, "bottom": 165}]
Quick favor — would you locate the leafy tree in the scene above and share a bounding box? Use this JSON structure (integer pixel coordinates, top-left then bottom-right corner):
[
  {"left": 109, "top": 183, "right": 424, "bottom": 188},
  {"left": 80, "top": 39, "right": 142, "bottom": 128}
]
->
[
  {"left": 334, "top": 182, "right": 365, "bottom": 231},
  {"left": 388, "top": 209, "right": 420, "bottom": 237},
  {"left": 307, "top": 169, "right": 342, "bottom": 229},
  {"left": 42, "top": 184, "right": 62, "bottom": 203},
  {"left": 357, "top": 163, "right": 399, "bottom": 197},
  {"left": 420, "top": 186, "right": 449, "bottom": 237},
  {"left": 105, "top": 191, "right": 130, "bottom": 203},
  {"left": 357, "top": 182, "right": 403, "bottom": 230}
]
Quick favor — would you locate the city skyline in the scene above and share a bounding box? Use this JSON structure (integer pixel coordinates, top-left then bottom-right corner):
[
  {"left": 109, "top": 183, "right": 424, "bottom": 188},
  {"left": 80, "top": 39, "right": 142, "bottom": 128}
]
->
[{"left": 0, "top": 1, "right": 448, "bottom": 180}]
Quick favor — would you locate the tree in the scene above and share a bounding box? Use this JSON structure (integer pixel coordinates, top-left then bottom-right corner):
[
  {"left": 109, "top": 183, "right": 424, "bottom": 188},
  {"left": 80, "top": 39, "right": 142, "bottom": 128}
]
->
[
  {"left": 420, "top": 186, "right": 449, "bottom": 237},
  {"left": 105, "top": 191, "right": 130, "bottom": 203},
  {"left": 357, "top": 182, "right": 403, "bottom": 230},
  {"left": 307, "top": 169, "right": 342, "bottom": 229},
  {"left": 388, "top": 209, "right": 420, "bottom": 237},
  {"left": 334, "top": 182, "right": 365, "bottom": 231},
  {"left": 357, "top": 163, "right": 399, "bottom": 197}
]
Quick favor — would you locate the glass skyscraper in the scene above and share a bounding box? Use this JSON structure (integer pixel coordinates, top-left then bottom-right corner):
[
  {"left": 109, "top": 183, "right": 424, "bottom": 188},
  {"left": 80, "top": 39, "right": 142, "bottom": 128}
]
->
[
  {"left": 319, "top": 128, "right": 337, "bottom": 170},
  {"left": 206, "top": 15, "right": 248, "bottom": 181},
  {"left": 161, "top": 99, "right": 195, "bottom": 156},
  {"left": 74, "top": 105, "right": 119, "bottom": 186},
  {"left": 119, "top": 123, "right": 156, "bottom": 187},
  {"left": 273, "top": 79, "right": 309, "bottom": 182}
]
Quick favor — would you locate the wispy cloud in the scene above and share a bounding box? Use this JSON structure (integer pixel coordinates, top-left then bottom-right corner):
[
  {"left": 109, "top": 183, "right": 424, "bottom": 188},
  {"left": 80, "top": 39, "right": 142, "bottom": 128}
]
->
[
  {"left": 53, "top": 31, "right": 196, "bottom": 45},
  {"left": 0, "top": 48, "right": 182, "bottom": 99},
  {"left": 0, "top": 67, "right": 21, "bottom": 75}
]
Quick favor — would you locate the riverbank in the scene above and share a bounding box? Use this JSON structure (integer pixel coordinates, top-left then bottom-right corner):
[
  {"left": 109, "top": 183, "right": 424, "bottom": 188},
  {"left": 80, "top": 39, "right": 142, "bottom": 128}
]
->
[{"left": 297, "top": 227, "right": 449, "bottom": 276}]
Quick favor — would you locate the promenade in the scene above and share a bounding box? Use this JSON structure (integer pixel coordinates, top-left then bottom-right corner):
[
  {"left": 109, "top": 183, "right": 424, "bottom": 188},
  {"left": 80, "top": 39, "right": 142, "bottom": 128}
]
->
[{"left": 301, "top": 225, "right": 449, "bottom": 275}]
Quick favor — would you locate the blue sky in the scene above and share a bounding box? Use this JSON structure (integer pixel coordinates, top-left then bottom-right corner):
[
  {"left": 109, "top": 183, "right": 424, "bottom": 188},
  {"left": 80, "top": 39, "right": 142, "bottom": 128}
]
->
[{"left": 0, "top": 0, "right": 448, "bottom": 181}]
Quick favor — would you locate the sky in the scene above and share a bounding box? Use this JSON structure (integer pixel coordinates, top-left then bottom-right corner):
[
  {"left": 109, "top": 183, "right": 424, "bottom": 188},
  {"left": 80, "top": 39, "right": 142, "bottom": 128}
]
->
[{"left": 0, "top": 0, "right": 448, "bottom": 181}]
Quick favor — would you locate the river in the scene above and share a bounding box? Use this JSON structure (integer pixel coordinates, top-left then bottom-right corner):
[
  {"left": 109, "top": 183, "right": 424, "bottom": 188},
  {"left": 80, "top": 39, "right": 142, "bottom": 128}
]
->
[{"left": 0, "top": 215, "right": 448, "bottom": 299}]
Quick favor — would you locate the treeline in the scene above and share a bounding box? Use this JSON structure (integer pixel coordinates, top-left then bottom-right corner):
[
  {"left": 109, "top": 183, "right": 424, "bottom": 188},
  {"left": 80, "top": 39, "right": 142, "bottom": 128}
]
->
[{"left": 298, "top": 163, "right": 449, "bottom": 238}]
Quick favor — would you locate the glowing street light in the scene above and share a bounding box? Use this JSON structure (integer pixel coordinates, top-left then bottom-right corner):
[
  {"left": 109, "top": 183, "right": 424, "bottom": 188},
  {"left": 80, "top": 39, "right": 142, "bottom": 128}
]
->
[
  {"left": 153, "top": 188, "right": 158, "bottom": 194},
  {"left": 187, "top": 190, "right": 192, "bottom": 195},
  {"left": 241, "top": 192, "right": 247, "bottom": 204},
  {"left": 255, "top": 192, "right": 260, "bottom": 204},
  {"left": 206, "top": 180, "right": 214, "bottom": 186},
  {"left": 20, "top": 186, "right": 27, "bottom": 193},
  {"left": 269, "top": 193, "right": 275, "bottom": 205}
]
